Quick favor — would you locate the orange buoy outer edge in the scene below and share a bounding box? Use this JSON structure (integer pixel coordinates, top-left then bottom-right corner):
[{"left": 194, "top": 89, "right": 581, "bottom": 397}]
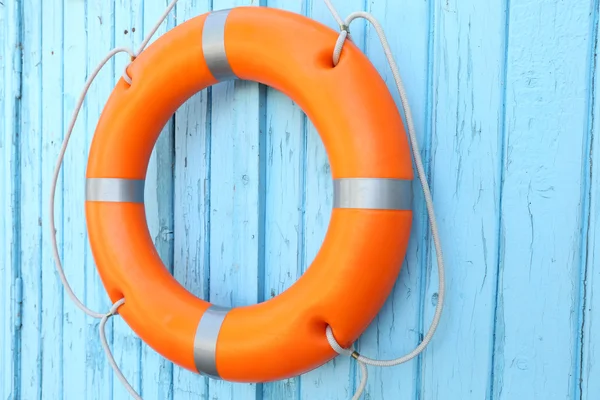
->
[{"left": 85, "top": 6, "right": 413, "bottom": 383}]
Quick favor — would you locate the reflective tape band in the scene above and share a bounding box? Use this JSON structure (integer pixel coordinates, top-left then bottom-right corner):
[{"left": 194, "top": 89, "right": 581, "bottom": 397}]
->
[
  {"left": 333, "top": 178, "right": 413, "bottom": 210},
  {"left": 203, "top": 9, "right": 235, "bottom": 81},
  {"left": 193, "top": 305, "right": 230, "bottom": 378},
  {"left": 86, "top": 178, "right": 145, "bottom": 203}
]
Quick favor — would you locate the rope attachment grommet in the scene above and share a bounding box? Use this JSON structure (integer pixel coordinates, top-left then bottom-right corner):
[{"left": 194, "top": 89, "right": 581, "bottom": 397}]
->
[
  {"left": 99, "top": 298, "right": 142, "bottom": 400},
  {"left": 108, "top": 298, "right": 126, "bottom": 316},
  {"left": 332, "top": 26, "right": 350, "bottom": 66},
  {"left": 122, "top": 54, "right": 138, "bottom": 86},
  {"left": 123, "top": 63, "right": 134, "bottom": 85},
  {"left": 325, "top": 325, "right": 354, "bottom": 357},
  {"left": 325, "top": 325, "right": 368, "bottom": 400}
]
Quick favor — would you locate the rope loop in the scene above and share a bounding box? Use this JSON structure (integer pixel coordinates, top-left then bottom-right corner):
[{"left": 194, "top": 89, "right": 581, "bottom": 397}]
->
[
  {"left": 122, "top": 64, "right": 134, "bottom": 85},
  {"left": 50, "top": 1, "right": 444, "bottom": 399},
  {"left": 323, "top": 0, "right": 446, "bottom": 398},
  {"left": 325, "top": 326, "right": 354, "bottom": 357},
  {"left": 332, "top": 30, "right": 349, "bottom": 66},
  {"left": 100, "top": 298, "right": 141, "bottom": 400},
  {"left": 49, "top": 2, "right": 178, "bottom": 399},
  {"left": 108, "top": 298, "right": 126, "bottom": 316},
  {"left": 325, "top": 326, "right": 368, "bottom": 400}
]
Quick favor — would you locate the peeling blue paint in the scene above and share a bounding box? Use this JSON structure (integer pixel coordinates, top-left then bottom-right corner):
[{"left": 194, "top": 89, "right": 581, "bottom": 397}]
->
[{"left": 2, "top": 0, "right": 599, "bottom": 399}]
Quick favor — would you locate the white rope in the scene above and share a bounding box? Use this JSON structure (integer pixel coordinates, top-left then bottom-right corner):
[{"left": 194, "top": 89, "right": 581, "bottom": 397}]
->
[
  {"left": 323, "top": 3, "right": 446, "bottom": 400},
  {"left": 49, "top": 47, "right": 135, "bottom": 320},
  {"left": 48, "top": 1, "right": 179, "bottom": 398},
  {"left": 50, "top": 1, "right": 443, "bottom": 399},
  {"left": 122, "top": 0, "right": 178, "bottom": 84},
  {"left": 322, "top": 0, "right": 345, "bottom": 30},
  {"left": 99, "top": 299, "right": 142, "bottom": 400}
]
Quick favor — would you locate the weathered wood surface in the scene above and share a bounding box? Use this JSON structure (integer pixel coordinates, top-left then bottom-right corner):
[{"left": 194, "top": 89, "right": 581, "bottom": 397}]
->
[{"left": 0, "top": 0, "right": 597, "bottom": 399}]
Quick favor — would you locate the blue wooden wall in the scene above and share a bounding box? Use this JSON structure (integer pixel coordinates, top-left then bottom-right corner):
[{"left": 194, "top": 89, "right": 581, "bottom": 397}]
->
[{"left": 1, "top": 0, "right": 598, "bottom": 399}]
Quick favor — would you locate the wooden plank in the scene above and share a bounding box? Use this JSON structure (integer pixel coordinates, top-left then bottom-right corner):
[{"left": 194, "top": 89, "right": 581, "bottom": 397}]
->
[
  {"left": 111, "top": 0, "right": 144, "bottom": 397},
  {"left": 39, "top": 0, "right": 63, "bottom": 398},
  {"left": 141, "top": 1, "right": 176, "bottom": 398},
  {"left": 298, "top": 1, "right": 365, "bottom": 399},
  {"left": 418, "top": 0, "right": 507, "bottom": 398},
  {"left": 580, "top": 1, "right": 599, "bottom": 398},
  {"left": 493, "top": 0, "right": 592, "bottom": 398},
  {"left": 0, "top": 5, "right": 7, "bottom": 397},
  {"left": 171, "top": 0, "right": 211, "bottom": 399},
  {"left": 6, "top": 2, "right": 600, "bottom": 400},
  {"left": 61, "top": 0, "right": 89, "bottom": 398},
  {"left": 358, "top": 0, "right": 430, "bottom": 399},
  {"left": 208, "top": 0, "right": 263, "bottom": 398},
  {"left": 84, "top": 2, "right": 116, "bottom": 399},
  {"left": 0, "top": 4, "right": 10, "bottom": 397},
  {"left": 0, "top": 1, "right": 21, "bottom": 398},
  {"left": 19, "top": 0, "right": 43, "bottom": 397},
  {"left": 260, "top": 1, "right": 305, "bottom": 399}
]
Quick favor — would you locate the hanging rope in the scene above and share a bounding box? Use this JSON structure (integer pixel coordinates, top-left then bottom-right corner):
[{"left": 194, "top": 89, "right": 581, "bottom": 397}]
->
[
  {"left": 48, "top": 1, "right": 178, "bottom": 399},
  {"left": 49, "top": 1, "right": 445, "bottom": 399},
  {"left": 321, "top": 1, "right": 446, "bottom": 399}
]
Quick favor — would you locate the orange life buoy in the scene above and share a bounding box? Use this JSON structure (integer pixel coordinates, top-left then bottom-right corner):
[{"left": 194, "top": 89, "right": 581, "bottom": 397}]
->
[{"left": 85, "top": 6, "right": 413, "bottom": 382}]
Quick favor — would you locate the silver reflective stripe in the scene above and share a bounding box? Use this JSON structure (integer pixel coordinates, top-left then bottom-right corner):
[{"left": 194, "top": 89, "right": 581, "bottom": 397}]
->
[
  {"left": 203, "top": 9, "right": 235, "bottom": 81},
  {"left": 193, "top": 305, "right": 230, "bottom": 378},
  {"left": 334, "top": 178, "right": 413, "bottom": 210},
  {"left": 86, "top": 178, "right": 145, "bottom": 203}
]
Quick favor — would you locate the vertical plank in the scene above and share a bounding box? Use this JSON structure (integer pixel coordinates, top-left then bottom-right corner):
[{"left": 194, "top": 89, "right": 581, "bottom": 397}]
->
[
  {"left": 61, "top": 0, "right": 88, "bottom": 397},
  {"left": 0, "top": 9, "right": 7, "bottom": 398},
  {"left": 418, "top": 0, "right": 507, "bottom": 398},
  {"left": 111, "top": 0, "right": 145, "bottom": 397},
  {"left": 260, "top": 1, "right": 305, "bottom": 399},
  {"left": 40, "top": 0, "right": 63, "bottom": 398},
  {"left": 0, "top": 1, "right": 21, "bottom": 398},
  {"left": 141, "top": 1, "right": 176, "bottom": 398},
  {"left": 493, "top": 0, "right": 592, "bottom": 398},
  {"left": 299, "top": 1, "right": 365, "bottom": 399},
  {"left": 19, "top": 0, "right": 43, "bottom": 397},
  {"left": 580, "top": 1, "right": 600, "bottom": 398},
  {"left": 359, "top": 1, "right": 430, "bottom": 399},
  {"left": 209, "top": 0, "right": 263, "bottom": 399},
  {"left": 172, "top": 1, "right": 211, "bottom": 399},
  {"left": 84, "top": 1, "right": 116, "bottom": 399},
  {"left": 0, "top": 4, "right": 10, "bottom": 398}
]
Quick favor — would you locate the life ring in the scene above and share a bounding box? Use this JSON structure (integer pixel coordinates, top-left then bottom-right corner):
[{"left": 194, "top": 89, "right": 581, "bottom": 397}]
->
[{"left": 85, "top": 6, "right": 413, "bottom": 382}]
